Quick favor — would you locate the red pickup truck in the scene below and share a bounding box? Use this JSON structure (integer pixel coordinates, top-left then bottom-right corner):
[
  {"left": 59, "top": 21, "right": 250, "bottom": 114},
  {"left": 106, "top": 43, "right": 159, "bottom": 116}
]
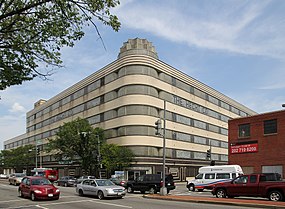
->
[{"left": 212, "top": 173, "right": 285, "bottom": 201}]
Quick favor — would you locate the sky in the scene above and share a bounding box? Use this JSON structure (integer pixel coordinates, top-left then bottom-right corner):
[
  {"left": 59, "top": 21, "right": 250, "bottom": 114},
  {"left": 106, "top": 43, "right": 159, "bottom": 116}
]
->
[{"left": 1, "top": 0, "right": 285, "bottom": 150}]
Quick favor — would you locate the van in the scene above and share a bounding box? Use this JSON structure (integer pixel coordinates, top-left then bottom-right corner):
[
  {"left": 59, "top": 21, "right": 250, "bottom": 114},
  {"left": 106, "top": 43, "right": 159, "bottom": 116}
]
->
[{"left": 186, "top": 165, "right": 243, "bottom": 191}]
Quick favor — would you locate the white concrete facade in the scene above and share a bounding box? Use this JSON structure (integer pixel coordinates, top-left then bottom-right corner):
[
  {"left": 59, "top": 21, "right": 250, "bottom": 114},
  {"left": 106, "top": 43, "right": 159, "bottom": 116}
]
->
[{"left": 4, "top": 38, "right": 256, "bottom": 180}]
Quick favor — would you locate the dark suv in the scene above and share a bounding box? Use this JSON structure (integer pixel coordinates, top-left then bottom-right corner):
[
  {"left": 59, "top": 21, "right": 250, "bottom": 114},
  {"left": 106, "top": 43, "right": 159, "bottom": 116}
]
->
[{"left": 126, "top": 174, "right": 175, "bottom": 194}]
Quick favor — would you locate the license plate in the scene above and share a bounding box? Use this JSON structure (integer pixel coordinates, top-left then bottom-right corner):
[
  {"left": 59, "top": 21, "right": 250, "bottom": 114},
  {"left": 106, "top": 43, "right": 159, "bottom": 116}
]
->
[
  {"left": 117, "top": 193, "right": 122, "bottom": 195},
  {"left": 48, "top": 194, "right": 53, "bottom": 197}
]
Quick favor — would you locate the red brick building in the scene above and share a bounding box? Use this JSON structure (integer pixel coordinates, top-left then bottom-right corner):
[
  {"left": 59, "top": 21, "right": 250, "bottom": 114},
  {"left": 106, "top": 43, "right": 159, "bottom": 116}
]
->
[{"left": 228, "top": 110, "right": 285, "bottom": 177}]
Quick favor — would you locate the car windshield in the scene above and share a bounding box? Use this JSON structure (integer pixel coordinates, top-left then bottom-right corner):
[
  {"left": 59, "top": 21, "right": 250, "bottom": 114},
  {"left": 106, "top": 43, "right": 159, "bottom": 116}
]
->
[
  {"left": 96, "top": 180, "right": 115, "bottom": 186},
  {"left": 15, "top": 173, "right": 25, "bottom": 177},
  {"left": 32, "top": 178, "right": 51, "bottom": 185}
]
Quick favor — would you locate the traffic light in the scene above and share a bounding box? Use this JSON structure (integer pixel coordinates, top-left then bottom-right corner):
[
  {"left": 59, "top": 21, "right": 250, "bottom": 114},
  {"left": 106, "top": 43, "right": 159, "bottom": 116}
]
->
[
  {"left": 206, "top": 149, "right": 211, "bottom": 159},
  {"left": 155, "top": 119, "right": 162, "bottom": 135},
  {"left": 36, "top": 146, "right": 41, "bottom": 155}
]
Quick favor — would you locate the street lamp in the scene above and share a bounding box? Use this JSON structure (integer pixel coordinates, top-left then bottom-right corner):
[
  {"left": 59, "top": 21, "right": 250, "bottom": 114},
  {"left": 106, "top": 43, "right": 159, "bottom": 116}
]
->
[
  {"left": 282, "top": 104, "right": 285, "bottom": 108},
  {"left": 157, "top": 100, "right": 167, "bottom": 196},
  {"left": 97, "top": 135, "right": 102, "bottom": 179},
  {"left": 35, "top": 142, "right": 38, "bottom": 175}
]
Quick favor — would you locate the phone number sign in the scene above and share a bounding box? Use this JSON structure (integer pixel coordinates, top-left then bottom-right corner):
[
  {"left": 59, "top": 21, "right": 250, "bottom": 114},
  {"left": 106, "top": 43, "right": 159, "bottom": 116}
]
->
[{"left": 230, "top": 143, "right": 258, "bottom": 154}]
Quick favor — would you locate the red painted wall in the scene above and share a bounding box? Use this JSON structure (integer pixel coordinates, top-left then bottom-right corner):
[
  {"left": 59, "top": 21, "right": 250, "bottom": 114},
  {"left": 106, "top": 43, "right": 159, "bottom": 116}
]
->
[{"left": 228, "top": 110, "right": 285, "bottom": 175}]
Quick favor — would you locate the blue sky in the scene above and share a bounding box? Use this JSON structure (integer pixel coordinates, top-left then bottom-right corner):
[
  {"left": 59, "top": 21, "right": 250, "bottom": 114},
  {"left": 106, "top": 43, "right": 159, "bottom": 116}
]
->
[{"left": 1, "top": 0, "right": 285, "bottom": 150}]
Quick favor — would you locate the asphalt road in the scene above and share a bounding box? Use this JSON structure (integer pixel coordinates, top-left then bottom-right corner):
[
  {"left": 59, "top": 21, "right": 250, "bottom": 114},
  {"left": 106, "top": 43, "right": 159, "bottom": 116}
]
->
[{"left": 0, "top": 180, "right": 265, "bottom": 209}]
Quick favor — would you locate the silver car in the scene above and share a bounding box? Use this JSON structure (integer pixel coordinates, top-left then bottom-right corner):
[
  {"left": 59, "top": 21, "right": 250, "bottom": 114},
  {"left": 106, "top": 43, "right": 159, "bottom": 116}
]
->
[
  {"left": 8, "top": 173, "right": 25, "bottom": 185},
  {"left": 75, "top": 175, "right": 95, "bottom": 185},
  {"left": 76, "top": 179, "right": 126, "bottom": 199}
]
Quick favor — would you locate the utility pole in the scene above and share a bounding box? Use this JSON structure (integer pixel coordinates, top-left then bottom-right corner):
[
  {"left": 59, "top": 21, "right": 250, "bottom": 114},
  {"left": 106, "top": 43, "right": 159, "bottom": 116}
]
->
[
  {"left": 97, "top": 135, "right": 102, "bottom": 179},
  {"left": 162, "top": 100, "right": 167, "bottom": 195},
  {"left": 35, "top": 141, "right": 38, "bottom": 175},
  {"left": 155, "top": 100, "right": 167, "bottom": 196}
]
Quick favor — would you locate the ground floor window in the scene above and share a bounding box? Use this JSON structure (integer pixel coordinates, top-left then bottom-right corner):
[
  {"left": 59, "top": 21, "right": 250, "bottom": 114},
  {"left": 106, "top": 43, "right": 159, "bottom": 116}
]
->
[{"left": 262, "top": 165, "right": 283, "bottom": 178}]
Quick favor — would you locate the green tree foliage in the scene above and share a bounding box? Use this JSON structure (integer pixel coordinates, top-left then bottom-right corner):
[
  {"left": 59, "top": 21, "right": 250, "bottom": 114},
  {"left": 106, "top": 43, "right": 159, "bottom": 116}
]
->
[
  {"left": 0, "top": 144, "right": 35, "bottom": 171},
  {"left": 101, "top": 143, "right": 134, "bottom": 173},
  {"left": 48, "top": 118, "right": 104, "bottom": 174},
  {"left": 0, "top": 0, "right": 121, "bottom": 90},
  {"left": 48, "top": 118, "right": 134, "bottom": 176}
]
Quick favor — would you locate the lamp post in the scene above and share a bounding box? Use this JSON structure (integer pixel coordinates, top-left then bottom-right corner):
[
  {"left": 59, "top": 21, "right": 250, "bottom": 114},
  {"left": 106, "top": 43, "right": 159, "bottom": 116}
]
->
[
  {"left": 160, "top": 100, "right": 167, "bottom": 196},
  {"left": 35, "top": 143, "right": 38, "bottom": 175},
  {"left": 97, "top": 135, "right": 102, "bottom": 179},
  {"left": 282, "top": 104, "right": 285, "bottom": 108}
]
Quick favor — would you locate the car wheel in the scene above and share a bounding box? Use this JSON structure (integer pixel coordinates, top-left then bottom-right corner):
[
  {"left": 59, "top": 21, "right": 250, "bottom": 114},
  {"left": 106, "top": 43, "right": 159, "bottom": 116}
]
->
[
  {"left": 78, "top": 189, "right": 84, "bottom": 196},
  {"left": 269, "top": 190, "right": 283, "bottom": 201},
  {"left": 64, "top": 182, "right": 68, "bottom": 187},
  {"left": 149, "top": 187, "right": 156, "bottom": 194},
  {"left": 98, "top": 191, "right": 104, "bottom": 200},
  {"left": 188, "top": 184, "right": 195, "bottom": 191},
  {"left": 216, "top": 189, "right": 227, "bottom": 198},
  {"left": 31, "top": 192, "right": 36, "bottom": 201},
  {"left": 18, "top": 189, "right": 23, "bottom": 197},
  {"left": 127, "top": 186, "right": 133, "bottom": 193}
]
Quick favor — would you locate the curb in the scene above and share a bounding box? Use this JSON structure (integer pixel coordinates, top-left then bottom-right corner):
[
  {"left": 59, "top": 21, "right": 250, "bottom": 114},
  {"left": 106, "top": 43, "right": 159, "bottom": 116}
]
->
[{"left": 143, "top": 195, "right": 285, "bottom": 209}]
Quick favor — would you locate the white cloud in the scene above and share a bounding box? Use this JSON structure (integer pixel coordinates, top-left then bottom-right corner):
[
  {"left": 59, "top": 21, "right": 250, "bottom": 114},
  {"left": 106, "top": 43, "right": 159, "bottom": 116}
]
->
[
  {"left": 0, "top": 115, "right": 26, "bottom": 150},
  {"left": 9, "top": 102, "right": 26, "bottom": 113},
  {"left": 259, "top": 83, "right": 285, "bottom": 90},
  {"left": 116, "top": 0, "right": 284, "bottom": 60}
]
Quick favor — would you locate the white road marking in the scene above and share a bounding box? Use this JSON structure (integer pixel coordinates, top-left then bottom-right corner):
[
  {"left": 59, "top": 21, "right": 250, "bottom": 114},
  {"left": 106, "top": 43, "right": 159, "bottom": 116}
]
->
[
  {"left": 3, "top": 199, "right": 132, "bottom": 209},
  {"left": 36, "top": 205, "right": 49, "bottom": 209},
  {"left": 0, "top": 199, "right": 22, "bottom": 203},
  {"left": 38, "top": 199, "right": 132, "bottom": 208}
]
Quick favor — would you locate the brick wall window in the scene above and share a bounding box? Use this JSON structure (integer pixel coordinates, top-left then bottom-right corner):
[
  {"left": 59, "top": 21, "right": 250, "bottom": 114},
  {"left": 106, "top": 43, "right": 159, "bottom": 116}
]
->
[
  {"left": 238, "top": 124, "right": 250, "bottom": 138},
  {"left": 264, "top": 119, "right": 277, "bottom": 134}
]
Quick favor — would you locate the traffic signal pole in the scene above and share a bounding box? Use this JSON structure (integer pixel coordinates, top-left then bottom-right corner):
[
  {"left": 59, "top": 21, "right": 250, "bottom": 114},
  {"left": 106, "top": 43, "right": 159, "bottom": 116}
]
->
[
  {"left": 155, "top": 100, "right": 167, "bottom": 195},
  {"left": 161, "top": 100, "right": 167, "bottom": 196}
]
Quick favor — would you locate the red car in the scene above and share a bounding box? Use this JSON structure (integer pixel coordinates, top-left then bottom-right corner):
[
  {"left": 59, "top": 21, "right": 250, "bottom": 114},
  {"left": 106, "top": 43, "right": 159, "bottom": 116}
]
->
[{"left": 18, "top": 176, "right": 60, "bottom": 201}]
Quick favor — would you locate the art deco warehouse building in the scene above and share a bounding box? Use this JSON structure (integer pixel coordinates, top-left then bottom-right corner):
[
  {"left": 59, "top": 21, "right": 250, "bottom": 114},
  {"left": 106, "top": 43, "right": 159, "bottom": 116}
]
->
[{"left": 4, "top": 38, "right": 256, "bottom": 180}]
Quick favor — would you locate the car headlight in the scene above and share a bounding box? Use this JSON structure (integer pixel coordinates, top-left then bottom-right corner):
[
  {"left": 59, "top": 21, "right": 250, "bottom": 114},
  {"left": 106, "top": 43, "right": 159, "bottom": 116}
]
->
[
  {"left": 105, "top": 188, "right": 114, "bottom": 193},
  {"left": 34, "top": 190, "right": 42, "bottom": 194}
]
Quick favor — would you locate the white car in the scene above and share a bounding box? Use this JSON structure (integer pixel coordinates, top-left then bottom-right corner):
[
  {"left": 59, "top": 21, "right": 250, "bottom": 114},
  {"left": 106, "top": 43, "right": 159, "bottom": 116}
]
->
[
  {"left": 76, "top": 179, "right": 126, "bottom": 199},
  {"left": 0, "top": 174, "right": 8, "bottom": 179},
  {"left": 8, "top": 173, "right": 25, "bottom": 185}
]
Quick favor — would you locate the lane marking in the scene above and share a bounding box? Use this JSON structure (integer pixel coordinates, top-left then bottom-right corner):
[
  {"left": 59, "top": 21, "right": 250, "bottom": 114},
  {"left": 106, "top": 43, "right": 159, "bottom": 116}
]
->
[
  {"left": 89, "top": 200, "right": 133, "bottom": 208},
  {"left": 38, "top": 199, "right": 132, "bottom": 208},
  {"left": 36, "top": 205, "right": 49, "bottom": 209},
  {"left": 0, "top": 200, "right": 22, "bottom": 203},
  {"left": 3, "top": 199, "right": 132, "bottom": 209}
]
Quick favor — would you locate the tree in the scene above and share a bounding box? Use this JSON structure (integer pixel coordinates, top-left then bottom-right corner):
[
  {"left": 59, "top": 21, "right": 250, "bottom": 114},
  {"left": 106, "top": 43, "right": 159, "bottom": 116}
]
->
[
  {"left": 0, "top": 0, "right": 121, "bottom": 90},
  {"left": 48, "top": 118, "right": 104, "bottom": 175},
  {"left": 48, "top": 117, "right": 134, "bottom": 176},
  {"left": 101, "top": 144, "right": 134, "bottom": 174},
  {"left": 0, "top": 144, "right": 35, "bottom": 172}
]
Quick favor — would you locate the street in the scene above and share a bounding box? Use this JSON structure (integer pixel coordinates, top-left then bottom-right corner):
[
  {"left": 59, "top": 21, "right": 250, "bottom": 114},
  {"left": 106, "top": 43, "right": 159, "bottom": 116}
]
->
[{"left": 0, "top": 180, "right": 266, "bottom": 209}]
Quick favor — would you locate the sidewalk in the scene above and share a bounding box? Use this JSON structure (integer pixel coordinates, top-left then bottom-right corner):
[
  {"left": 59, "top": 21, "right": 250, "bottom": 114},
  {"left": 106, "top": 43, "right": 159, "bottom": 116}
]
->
[{"left": 144, "top": 194, "right": 285, "bottom": 209}]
